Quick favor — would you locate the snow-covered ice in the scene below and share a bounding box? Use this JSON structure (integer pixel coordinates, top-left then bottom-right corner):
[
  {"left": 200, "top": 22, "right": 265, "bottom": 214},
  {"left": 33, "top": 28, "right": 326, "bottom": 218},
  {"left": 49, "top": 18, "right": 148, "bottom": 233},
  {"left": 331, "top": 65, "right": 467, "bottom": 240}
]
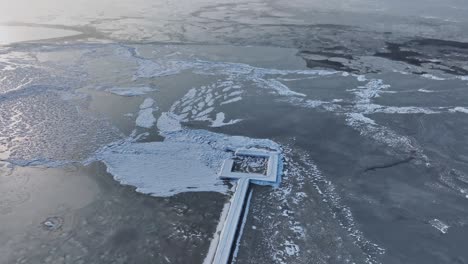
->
[
  {"left": 135, "top": 108, "right": 156, "bottom": 128},
  {"left": 135, "top": 97, "right": 157, "bottom": 128},
  {"left": 92, "top": 111, "right": 280, "bottom": 197},
  {"left": 449, "top": 107, "right": 468, "bottom": 114}
]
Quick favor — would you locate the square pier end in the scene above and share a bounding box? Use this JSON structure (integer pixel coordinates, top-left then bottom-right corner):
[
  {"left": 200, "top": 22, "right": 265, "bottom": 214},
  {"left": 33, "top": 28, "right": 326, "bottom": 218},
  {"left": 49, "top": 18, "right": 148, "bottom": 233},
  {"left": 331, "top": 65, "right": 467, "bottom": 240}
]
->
[{"left": 218, "top": 148, "right": 280, "bottom": 185}]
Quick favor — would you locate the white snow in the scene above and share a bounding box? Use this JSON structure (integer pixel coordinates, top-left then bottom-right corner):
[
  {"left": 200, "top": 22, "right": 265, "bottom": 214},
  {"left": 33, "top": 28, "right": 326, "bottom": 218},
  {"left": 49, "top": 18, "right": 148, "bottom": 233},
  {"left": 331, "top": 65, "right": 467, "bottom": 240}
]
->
[
  {"left": 353, "top": 79, "right": 391, "bottom": 104},
  {"left": 429, "top": 219, "right": 449, "bottom": 234},
  {"left": 418, "top": 88, "right": 435, "bottom": 93},
  {"left": 449, "top": 107, "right": 468, "bottom": 114}
]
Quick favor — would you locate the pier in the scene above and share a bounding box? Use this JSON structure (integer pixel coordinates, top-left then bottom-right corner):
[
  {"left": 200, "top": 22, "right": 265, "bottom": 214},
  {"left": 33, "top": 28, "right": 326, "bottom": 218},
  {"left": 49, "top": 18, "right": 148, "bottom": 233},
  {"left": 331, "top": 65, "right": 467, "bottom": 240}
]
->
[{"left": 210, "top": 149, "right": 281, "bottom": 264}]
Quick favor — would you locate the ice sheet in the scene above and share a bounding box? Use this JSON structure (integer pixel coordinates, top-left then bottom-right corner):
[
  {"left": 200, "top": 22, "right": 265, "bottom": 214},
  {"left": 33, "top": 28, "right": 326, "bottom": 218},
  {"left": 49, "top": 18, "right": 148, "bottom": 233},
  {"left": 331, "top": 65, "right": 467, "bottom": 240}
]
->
[{"left": 93, "top": 112, "right": 280, "bottom": 197}]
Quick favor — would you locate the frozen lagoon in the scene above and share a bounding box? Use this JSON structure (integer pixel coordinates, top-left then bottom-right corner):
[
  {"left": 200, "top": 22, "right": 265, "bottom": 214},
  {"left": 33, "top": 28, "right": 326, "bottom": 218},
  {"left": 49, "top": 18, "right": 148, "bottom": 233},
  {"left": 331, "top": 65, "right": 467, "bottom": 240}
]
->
[{"left": 1, "top": 39, "right": 468, "bottom": 264}]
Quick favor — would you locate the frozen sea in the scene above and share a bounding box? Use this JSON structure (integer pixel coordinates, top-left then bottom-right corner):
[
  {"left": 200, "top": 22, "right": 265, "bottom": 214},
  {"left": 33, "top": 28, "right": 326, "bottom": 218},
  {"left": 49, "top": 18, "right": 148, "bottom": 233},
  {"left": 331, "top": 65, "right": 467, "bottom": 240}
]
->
[{"left": 1, "top": 0, "right": 468, "bottom": 263}]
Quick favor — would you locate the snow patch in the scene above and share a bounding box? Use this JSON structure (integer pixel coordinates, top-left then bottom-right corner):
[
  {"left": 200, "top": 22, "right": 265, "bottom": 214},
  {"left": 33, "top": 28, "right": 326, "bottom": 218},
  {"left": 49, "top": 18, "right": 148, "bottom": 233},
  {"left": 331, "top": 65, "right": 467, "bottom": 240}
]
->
[
  {"left": 253, "top": 78, "right": 306, "bottom": 97},
  {"left": 93, "top": 124, "right": 280, "bottom": 197},
  {"left": 95, "top": 140, "right": 228, "bottom": 196},
  {"left": 356, "top": 75, "right": 368, "bottom": 82},
  {"left": 429, "top": 219, "right": 449, "bottom": 234},
  {"left": 449, "top": 107, "right": 468, "bottom": 114},
  {"left": 211, "top": 112, "right": 242, "bottom": 128},
  {"left": 418, "top": 88, "right": 435, "bottom": 93},
  {"left": 421, "top": 74, "right": 445, "bottom": 81},
  {"left": 345, "top": 112, "right": 421, "bottom": 155},
  {"left": 368, "top": 105, "right": 439, "bottom": 114}
]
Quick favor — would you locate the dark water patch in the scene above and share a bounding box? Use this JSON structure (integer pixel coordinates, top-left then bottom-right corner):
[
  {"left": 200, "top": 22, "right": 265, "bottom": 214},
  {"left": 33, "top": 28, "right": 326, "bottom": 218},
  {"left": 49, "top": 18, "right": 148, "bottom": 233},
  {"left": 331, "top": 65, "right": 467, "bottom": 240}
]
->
[
  {"left": 375, "top": 39, "right": 468, "bottom": 75},
  {"left": 299, "top": 50, "right": 354, "bottom": 59},
  {"left": 375, "top": 42, "right": 426, "bottom": 66},
  {"left": 409, "top": 38, "right": 468, "bottom": 50},
  {"left": 304, "top": 57, "right": 354, "bottom": 72}
]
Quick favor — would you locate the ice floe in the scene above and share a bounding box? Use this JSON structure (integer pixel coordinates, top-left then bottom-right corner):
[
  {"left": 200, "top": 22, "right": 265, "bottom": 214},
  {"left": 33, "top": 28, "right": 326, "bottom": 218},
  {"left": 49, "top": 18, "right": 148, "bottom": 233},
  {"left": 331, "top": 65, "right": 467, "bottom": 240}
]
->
[
  {"left": 135, "top": 98, "right": 157, "bottom": 128},
  {"left": 139, "top": 97, "right": 155, "bottom": 109},
  {"left": 167, "top": 79, "right": 244, "bottom": 128},
  {"left": 156, "top": 112, "right": 183, "bottom": 133},
  {"left": 211, "top": 112, "right": 242, "bottom": 127},
  {"left": 135, "top": 108, "right": 156, "bottom": 128},
  {"left": 106, "top": 86, "right": 155, "bottom": 96}
]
